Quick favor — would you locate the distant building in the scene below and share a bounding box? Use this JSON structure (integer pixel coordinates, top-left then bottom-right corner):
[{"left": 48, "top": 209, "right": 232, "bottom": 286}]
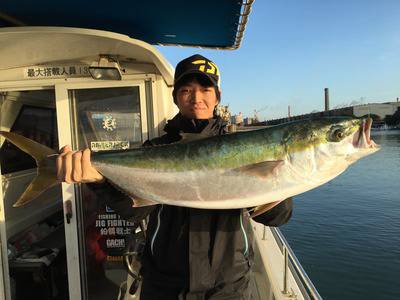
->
[
  {"left": 244, "top": 117, "right": 253, "bottom": 125},
  {"left": 234, "top": 112, "right": 243, "bottom": 126},
  {"left": 263, "top": 101, "right": 400, "bottom": 127},
  {"left": 353, "top": 102, "right": 400, "bottom": 119}
]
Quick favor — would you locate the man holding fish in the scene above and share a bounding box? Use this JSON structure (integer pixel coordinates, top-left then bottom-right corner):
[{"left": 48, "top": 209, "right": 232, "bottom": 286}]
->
[
  {"left": 1, "top": 53, "right": 377, "bottom": 298},
  {"left": 0, "top": 52, "right": 378, "bottom": 298},
  {"left": 57, "top": 54, "right": 293, "bottom": 299}
]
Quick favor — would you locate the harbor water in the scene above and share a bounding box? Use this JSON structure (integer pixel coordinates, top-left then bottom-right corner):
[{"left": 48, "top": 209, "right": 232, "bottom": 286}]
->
[{"left": 281, "top": 130, "right": 400, "bottom": 300}]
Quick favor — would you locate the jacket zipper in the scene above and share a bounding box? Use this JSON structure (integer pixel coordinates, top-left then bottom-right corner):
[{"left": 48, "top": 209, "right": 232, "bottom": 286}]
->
[{"left": 150, "top": 205, "right": 163, "bottom": 256}]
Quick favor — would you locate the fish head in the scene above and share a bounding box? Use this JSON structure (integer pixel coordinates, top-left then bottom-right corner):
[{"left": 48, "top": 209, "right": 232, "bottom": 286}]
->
[
  {"left": 282, "top": 117, "right": 379, "bottom": 180},
  {"left": 314, "top": 117, "right": 379, "bottom": 161}
]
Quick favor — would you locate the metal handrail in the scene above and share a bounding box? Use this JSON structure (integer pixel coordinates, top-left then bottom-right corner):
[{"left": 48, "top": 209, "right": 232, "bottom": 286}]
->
[
  {"left": 232, "top": 0, "right": 255, "bottom": 50},
  {"left": 270, "top": 227, "right": 323, "bottom": 300}
]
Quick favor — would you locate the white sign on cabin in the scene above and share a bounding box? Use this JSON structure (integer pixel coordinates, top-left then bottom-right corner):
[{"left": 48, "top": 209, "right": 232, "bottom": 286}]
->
[
  {"left": 23, "top": 65, "right": 91, "bottom": 79},
  {"left": 90, "top": 141, "right": 130, "bottom": 152}
]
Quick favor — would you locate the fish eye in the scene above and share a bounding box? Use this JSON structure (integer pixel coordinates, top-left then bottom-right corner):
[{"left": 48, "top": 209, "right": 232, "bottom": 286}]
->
[{"left": 328, "top": 127, "right": 346, "bottom": 142}]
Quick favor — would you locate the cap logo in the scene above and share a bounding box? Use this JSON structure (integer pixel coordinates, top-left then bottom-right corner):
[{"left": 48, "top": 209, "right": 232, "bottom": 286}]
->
[{"left": 192, "top": 60, "right": 220, "bottom": 76}]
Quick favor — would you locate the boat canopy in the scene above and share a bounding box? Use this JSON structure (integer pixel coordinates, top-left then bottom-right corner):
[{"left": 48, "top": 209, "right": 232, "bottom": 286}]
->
[{"left": 0, "top": 0, "right": 254, "bottom": 49}]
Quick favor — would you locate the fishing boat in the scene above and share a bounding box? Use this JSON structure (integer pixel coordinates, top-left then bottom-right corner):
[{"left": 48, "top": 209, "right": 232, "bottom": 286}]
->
[{"left": 0, "top": 1, "right": 321, "bottom": 299}]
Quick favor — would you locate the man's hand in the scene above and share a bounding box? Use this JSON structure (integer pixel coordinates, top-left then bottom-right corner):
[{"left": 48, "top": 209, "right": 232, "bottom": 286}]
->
[
  {"left": 56, "top": 145, "right": 104, "bottom": 184},
  {"left": 250, "top": 200, "right": 284, "bottom": 218}
]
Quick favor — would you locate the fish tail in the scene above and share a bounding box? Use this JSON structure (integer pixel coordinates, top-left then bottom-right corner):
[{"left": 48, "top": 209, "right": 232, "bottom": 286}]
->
[{"left": 0, "top": 131, "right": 58, "bottom": 207}]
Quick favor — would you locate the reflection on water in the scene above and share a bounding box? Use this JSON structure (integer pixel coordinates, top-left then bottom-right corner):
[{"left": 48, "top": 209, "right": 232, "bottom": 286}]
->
[{"left": 281, "top": 130, "right": 400, "bottom": 300}]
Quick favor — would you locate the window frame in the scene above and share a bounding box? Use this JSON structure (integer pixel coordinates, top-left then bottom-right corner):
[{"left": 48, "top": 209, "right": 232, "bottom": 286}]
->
[
  {"left": 0, "top": 78, "right": 151, "bottom": 300},
  {"left": 55, "top": 80, "right": 148, "bottom": 300},
  {"left": 0, "top": 85, "right": 57, "bottom": 300}
]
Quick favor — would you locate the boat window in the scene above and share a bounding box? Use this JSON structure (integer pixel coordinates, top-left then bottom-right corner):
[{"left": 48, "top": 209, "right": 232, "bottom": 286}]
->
[
  {"left": 0, "top": 89, "right": 68, "bottom": 300},
  {"left": 70, "top": 86, "right": 144, "bottom": 299},
  {"left": 0, "top": 105, "right": 58, "bottom": 174},
  {"left": 71, "top": 87, "right": 142, "bottom": 151}
]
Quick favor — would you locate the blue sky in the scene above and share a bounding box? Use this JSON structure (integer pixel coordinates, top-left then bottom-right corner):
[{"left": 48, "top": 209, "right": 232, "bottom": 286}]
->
[{"left": 157, "top": 0, "right": 400, "bottom": 120}]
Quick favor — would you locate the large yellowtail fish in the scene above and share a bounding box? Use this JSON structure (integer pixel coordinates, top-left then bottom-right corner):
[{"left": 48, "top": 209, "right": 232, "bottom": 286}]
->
[{"left": 0, "top": 117, "right": 379, "bottom": 215}]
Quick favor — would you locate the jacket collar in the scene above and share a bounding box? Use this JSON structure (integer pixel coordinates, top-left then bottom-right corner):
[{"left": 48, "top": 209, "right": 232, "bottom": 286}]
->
[{"left": 163, "top": 113, "right": 227, "bottom": 136}]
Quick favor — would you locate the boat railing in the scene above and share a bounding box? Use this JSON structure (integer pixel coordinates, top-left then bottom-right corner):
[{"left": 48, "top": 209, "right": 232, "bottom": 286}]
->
[{"left": 268, "top": 227, "right": 323, "bottom": 300}]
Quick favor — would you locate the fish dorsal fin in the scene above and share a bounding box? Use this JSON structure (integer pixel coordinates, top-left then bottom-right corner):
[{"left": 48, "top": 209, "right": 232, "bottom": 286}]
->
[{"left": 233, "top": 160, "right": 284, "bottom": 179}]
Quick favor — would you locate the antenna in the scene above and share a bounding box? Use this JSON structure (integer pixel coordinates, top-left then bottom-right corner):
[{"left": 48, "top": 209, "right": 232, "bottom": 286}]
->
[{"left": 254, "top": 105, "right": 268, "bottom": 122}]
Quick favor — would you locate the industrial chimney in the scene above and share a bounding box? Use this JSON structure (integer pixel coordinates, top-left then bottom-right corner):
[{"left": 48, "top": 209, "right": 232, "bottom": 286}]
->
[{"left": 324, "top": 88, "right": 330, "bottom": 111}]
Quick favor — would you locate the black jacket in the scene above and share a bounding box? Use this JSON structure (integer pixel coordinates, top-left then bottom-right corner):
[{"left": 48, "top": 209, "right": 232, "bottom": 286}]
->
[{"left": 93, "top": 113, "right": 293, "bottom": 299}]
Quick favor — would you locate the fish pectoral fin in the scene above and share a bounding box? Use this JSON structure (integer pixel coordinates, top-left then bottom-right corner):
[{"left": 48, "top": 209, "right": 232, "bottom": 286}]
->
[
  {"left": 232, "top": 160, "right": 284, "bottom": 179},
  {"left": 130, "top": 196, "right": 157, "bottom": 207},
  {"left": 250, "top": 200, "right": 283, "bottom": 218},
  {"left": 104, "top": 179, "right": 157, "bottom": 208}
]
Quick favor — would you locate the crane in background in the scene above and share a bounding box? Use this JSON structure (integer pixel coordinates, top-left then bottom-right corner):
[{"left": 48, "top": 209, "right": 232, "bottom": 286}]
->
[{"left": 254, "top": 105, "right": 268, "bottom": 123}]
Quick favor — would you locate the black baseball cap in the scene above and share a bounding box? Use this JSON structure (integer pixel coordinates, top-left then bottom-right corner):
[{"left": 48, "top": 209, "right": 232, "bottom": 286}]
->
[{"left": 174, "top": 54, "right": 221, "bottom": 88}]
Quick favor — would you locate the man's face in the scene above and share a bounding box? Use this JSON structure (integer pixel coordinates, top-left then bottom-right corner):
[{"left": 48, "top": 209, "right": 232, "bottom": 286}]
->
[{"left": 175, "top": 79, "right": 219, "bottom": 119}]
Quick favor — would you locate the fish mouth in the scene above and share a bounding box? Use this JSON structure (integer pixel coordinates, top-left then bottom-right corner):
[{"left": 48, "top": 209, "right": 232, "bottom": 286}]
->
[{"left": 353, "top": 117, "right": 378, "bottom": 149}]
